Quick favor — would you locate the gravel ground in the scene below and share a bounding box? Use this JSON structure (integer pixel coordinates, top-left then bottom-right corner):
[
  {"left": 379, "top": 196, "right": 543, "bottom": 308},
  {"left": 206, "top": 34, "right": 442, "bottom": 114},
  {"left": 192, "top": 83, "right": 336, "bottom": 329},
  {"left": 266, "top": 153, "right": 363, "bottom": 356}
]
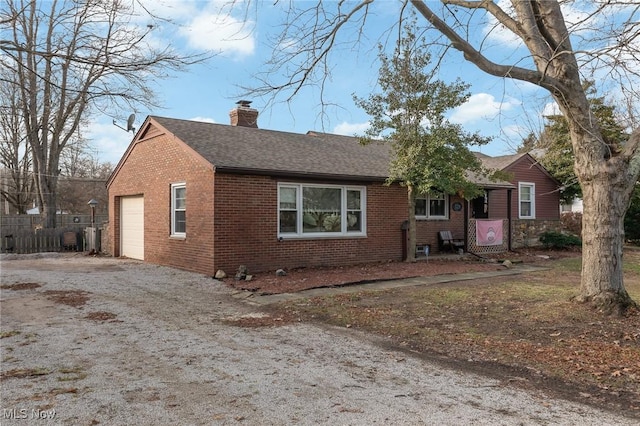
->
[{"left": 0, "top": 253, "right": 636, "bottom": 425}]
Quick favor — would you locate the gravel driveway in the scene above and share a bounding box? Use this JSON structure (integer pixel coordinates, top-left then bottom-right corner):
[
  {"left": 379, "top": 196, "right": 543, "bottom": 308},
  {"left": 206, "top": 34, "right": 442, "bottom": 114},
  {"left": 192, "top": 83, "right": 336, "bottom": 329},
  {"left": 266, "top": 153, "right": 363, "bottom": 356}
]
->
[{"left": 0, "top": 253, "right": 635, "bottom": 425}]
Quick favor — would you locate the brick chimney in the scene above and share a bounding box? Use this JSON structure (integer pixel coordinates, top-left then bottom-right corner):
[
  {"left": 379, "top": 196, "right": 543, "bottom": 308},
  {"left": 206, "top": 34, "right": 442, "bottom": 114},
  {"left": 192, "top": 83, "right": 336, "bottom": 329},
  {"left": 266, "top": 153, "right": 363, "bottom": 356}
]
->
[{"left": 229, "top": 100, "right": 258, "bottom": 128}]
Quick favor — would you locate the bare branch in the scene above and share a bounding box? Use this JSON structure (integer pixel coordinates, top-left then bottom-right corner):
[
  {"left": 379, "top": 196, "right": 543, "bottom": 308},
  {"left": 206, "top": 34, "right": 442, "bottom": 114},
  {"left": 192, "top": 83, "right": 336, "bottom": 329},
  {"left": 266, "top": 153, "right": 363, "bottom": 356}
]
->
[{"left": 0, "top": 0, "right": 212, "bottom": 227}]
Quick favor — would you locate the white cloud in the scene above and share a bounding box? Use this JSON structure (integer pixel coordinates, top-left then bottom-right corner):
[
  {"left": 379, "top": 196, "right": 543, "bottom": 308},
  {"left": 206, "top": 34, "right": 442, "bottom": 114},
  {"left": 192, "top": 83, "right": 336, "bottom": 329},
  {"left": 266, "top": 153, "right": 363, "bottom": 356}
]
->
[
  {"left": 86, "top": 119, "right": 136, "bottom": 165},
  {"left": 180, "top": 12, "right": 255, "bottom": 57},
  {"left": 277, "top": 38, "right": 299, "bottom": 53},
  {"left": 483, "top": 1, "right": 594, "bottom": 48},
  {"left": 131, "top": 1, "right": 256, "bottom": 58},
  {"left": 450, "top": 93, "right": 519, "bottom": 124},
  {"left": 542, "top": 102, "right": 561, "bottom": 117},
  {"left": 137, "top": 0, "right": 199, "bottom": 21},
  {"left": 189, "top": 116, "right": 216, "bottom": 123},
  {"left": 482, "top": 0, "right": 521, "bottom": 48},
  {"left": 333, "top": 121, "right": 370, "bottom": 136}
]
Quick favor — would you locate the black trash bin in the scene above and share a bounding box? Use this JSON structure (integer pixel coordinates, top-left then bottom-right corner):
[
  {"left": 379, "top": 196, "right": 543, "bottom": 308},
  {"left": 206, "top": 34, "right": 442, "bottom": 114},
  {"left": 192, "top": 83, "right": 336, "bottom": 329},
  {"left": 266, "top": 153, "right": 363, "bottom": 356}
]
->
[{"left": 4, "top": 234, "right": 14, "bottom": 253}]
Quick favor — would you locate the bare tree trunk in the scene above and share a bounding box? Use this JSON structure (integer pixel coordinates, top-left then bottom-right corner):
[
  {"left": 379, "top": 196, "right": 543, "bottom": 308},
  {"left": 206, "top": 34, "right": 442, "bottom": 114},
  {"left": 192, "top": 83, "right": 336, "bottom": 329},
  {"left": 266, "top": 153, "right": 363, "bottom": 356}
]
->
[
  {"left": 39, "top": 178, "right": 58, "bottom": 228},
  {"left": 578, "top": 177, "right": 633, "bottom": 314},
  {"left": 560, "top": 94, "right": 640, "bottom": 312},
  {"left": 406, "top": 185, "right": 417, "bottom": 263}
]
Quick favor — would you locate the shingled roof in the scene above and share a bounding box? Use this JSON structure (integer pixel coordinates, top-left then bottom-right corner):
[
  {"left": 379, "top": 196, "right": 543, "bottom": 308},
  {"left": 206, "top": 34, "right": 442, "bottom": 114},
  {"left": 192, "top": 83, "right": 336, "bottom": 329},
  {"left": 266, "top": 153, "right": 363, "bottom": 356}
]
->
[
  {"left": 145, "top": 116, "right": 514, "bottom": 189},
  {"left": 152, "top": 116, "right": 391, "bottom": 181},
  {"left": 474, "top": 151, "right": 528, "bottom": 171}
]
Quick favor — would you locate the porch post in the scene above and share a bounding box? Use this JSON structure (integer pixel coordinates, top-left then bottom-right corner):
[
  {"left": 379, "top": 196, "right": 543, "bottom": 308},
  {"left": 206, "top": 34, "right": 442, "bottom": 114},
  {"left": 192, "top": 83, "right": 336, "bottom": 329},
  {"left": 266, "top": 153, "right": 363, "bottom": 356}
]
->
[
  {"left": 507, "top": 189, "right": 512, "bottom": 251},
  {"left": 463, "top": 198, "right": 469, "bottom": 251}
]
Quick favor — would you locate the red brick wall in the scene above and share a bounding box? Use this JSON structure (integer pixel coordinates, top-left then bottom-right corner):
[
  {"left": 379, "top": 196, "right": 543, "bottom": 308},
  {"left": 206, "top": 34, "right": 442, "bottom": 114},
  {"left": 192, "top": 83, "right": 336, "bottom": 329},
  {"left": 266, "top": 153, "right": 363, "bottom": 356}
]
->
[
  {"left": 107, "top": 132, "right": 216, "bottom": 275},
  {"left": 212, "top": 175, "right": 408, "bottom": 274},
  {"left": 415, "top": 195, "right": 466, "bottom": 253}
]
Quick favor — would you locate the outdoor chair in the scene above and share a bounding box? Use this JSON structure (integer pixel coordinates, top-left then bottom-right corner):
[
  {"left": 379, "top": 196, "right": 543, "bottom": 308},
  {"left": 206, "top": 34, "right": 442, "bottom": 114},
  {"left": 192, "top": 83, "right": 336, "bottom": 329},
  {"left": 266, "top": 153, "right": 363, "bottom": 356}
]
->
[{"left": 438, "top": 230, "right": 464, "bottom": 253}]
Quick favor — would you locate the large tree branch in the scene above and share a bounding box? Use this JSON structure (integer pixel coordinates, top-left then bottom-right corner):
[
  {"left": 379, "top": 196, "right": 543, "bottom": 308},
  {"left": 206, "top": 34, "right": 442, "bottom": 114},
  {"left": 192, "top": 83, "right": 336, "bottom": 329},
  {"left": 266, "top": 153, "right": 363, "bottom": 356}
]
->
[{"left": 409, "top": 0, "right": 566, "bottom": 93}]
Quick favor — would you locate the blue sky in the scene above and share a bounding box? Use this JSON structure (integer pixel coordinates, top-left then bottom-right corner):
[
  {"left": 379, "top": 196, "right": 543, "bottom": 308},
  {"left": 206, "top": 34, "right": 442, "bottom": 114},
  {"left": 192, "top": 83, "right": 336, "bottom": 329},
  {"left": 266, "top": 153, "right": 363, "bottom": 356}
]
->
[{"left": 88, "top": 1, "right": 634, "bottom": 165}]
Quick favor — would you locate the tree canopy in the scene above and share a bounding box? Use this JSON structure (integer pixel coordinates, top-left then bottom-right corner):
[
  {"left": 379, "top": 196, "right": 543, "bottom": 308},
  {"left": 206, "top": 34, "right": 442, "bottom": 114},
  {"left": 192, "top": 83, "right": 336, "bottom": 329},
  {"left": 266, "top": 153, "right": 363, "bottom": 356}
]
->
[{"left": 355, "top": 26, "right": 490, "bottom": 198}]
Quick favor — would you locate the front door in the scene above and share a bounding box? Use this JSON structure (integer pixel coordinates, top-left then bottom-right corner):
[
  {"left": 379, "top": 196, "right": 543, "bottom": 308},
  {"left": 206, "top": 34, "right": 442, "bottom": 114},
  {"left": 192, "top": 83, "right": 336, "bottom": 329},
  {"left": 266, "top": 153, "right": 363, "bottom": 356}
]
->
[{"left": 471, "top": 192, "right": 488, "bottom": 219}]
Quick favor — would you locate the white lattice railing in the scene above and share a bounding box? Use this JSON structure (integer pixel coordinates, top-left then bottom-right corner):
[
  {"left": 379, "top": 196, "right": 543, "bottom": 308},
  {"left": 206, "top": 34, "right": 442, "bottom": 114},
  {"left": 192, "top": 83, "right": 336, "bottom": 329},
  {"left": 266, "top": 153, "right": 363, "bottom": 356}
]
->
[{"left": 467, "top": 219, "right": 509, "bottom": 255}]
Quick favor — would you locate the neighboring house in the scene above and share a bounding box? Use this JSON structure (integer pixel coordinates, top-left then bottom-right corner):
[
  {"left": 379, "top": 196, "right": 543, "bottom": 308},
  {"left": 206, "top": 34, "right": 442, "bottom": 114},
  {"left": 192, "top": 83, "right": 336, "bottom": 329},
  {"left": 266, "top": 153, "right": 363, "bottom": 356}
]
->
[
  {"left": 561, "top": 198, "right": 584, "bottom": 214},
  {"left": 528, "top": 147, "right": 583, "bottom": 214},
  {"left": 107, "top": 103, "right": 559, "bottom": 276}
]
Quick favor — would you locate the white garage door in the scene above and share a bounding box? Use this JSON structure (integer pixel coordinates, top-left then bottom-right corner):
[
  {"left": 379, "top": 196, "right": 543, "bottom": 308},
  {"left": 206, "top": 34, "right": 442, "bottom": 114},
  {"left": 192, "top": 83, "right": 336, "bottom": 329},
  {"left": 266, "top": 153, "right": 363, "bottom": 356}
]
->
[{"left": 121, "top": 196, "right": 144, "bottom": 260}]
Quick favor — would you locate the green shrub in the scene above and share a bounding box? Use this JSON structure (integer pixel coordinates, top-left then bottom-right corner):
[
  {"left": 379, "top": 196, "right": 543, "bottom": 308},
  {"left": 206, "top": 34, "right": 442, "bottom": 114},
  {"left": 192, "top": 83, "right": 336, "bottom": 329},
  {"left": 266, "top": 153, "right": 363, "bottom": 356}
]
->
[{"left": 539, "top": 231, "right": 582, "bottom": 249}]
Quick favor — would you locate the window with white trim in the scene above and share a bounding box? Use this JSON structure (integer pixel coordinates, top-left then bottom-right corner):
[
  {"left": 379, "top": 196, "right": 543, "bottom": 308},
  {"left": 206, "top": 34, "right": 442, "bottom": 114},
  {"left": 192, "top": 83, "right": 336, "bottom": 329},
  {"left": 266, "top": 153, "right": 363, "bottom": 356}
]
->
[
  {"left": 278, "top": 183, "right": 366, "bottom": 237},
  {"left": 415, "top": 191, "right": 448, "bottom": 219},
  {"left": 518, "top": 182, "right": 535, "bottom": 219},
  {"left": 171, "top": 183, "right": 186, "bottom": 236}
]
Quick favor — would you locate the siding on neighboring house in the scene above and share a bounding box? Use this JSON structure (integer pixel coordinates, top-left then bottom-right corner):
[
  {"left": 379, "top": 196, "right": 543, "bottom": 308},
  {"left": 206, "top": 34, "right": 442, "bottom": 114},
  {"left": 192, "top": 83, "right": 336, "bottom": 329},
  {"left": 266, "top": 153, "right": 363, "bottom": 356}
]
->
[
  {"left": 487, "top": 155, "right": 560, "bottom": 221},
  {"left": 484, "top": 154, "right": 561, "bottom": 248}
]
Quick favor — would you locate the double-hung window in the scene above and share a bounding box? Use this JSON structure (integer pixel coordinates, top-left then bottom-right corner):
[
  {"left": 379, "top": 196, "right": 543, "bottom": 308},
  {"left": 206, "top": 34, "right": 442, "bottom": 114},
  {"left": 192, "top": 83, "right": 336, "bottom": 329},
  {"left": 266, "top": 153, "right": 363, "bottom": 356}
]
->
[
  {"left": 518, "top": 182, "right": 535, "bottom": 219},
  {"left": 278, "top": 183, "right": 366, "bottom": 237},
  {"left": 415, "top": 192, "right": 448, "bottom": 219},
  {"left": 171, "top": 183, "right": 186, "bottom": 236}
]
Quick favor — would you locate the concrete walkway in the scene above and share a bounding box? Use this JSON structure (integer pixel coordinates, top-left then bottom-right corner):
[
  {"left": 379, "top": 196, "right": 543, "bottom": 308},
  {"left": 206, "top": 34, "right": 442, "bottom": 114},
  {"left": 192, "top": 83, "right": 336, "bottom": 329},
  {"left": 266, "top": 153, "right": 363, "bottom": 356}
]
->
[{"left": 233, "top": 264, "right": 549, "bottom": 306}]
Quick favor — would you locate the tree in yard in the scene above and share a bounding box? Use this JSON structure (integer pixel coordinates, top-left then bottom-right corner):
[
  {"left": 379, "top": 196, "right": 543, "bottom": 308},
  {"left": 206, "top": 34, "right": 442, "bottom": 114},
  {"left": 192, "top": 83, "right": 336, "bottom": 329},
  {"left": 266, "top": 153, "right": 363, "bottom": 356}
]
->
[
  {"left": 355, "top": 24, "right": 490, "bottom": 261},
  {"left": 248, "top": 1, "right": 640, "bottom": 314},
  {"left": 0, "top": 69, "right": 34, "bottom": 214},
  {"left": 0, "top": 0, "right": 208, "bottom": 228},
  {"left": 519, "top": 87, "right": 640, "bottom": 245}
]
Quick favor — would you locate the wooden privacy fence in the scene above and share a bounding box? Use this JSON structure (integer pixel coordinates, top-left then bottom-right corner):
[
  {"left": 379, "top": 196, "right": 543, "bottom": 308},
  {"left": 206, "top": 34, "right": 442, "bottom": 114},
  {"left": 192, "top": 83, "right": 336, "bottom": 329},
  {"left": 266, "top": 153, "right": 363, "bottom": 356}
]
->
[
  {"left": 1, "top": 228, "right": 88, "bottom": 254},
  {"left": 1, "top": 214, "right": 107, "bottom": 254}
]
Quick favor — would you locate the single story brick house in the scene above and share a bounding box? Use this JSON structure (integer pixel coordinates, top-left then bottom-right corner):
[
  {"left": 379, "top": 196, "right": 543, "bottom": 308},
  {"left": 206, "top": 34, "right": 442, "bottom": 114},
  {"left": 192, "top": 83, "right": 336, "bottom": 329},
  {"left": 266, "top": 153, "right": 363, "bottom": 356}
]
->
[{"left": 107, "top": 102, "right": 560, "bottom": 276}]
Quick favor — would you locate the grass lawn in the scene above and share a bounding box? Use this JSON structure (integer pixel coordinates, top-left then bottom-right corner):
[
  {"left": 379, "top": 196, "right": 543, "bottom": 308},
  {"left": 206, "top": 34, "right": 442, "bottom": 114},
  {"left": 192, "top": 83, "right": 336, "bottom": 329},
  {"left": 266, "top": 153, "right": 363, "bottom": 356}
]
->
[{"left": 271, "top": 247, "right": 640, "bottom": 416}]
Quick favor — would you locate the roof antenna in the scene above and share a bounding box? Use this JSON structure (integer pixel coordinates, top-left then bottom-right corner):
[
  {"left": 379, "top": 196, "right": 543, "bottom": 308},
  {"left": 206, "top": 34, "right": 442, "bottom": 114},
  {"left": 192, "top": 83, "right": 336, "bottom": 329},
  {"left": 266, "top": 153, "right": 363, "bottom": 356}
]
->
[{"left": 113, "top": 113, "right": 136, "bottom": 133}]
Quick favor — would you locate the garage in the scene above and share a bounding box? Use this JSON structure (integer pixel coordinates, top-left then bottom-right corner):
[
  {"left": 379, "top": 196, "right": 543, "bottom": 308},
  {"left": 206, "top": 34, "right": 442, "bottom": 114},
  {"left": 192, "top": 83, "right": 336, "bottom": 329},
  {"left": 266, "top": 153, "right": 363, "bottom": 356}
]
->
[{"left": 120, "top": 196, "right": 144, "bottom": 260}]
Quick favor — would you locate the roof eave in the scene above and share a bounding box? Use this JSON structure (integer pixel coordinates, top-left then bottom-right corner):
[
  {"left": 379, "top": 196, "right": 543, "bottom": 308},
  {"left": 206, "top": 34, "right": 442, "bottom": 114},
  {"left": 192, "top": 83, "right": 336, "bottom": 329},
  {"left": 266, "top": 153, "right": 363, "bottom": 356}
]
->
[{"left": 214, "top": 166, "right": 388, "bottom": 183}]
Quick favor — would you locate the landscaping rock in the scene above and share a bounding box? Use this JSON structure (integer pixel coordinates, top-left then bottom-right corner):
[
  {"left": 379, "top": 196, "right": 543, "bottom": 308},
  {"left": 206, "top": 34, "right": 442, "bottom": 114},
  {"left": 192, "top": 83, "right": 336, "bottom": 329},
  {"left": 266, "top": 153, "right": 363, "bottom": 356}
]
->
[
  {"left": 214, "top": 270, "right": 227, "bottom": 279},
  {"left": 235, "top": 265, "right": 249, "bottom": 281},
  {"left": 275, "top": 269, "right": 287, "bottom": 277},
  {"left": 502, "top": 260, "right": 513, "bottom": 269}
]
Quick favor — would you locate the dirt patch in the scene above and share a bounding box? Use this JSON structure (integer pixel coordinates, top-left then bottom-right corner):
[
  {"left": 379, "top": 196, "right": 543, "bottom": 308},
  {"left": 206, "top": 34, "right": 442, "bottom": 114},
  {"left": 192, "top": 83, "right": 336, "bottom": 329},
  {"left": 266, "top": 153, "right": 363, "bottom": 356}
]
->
[
  {"left": 44, "top": 290, "right": 90, "bottom": 307},
  {"left": 1, "top": 282, "right": 42, "bottom": 290},
  {"left": 84, "top": 311, "right": 120, "bottom": 322},
  {"left": 1, "top": 296, "right": 60, "bottom": 324},
  {"left": 1, "top": 367, "right": 51, "bottom": 380},
  {"left": 0, "top": 330, "right": 21, "bottom": 339}
]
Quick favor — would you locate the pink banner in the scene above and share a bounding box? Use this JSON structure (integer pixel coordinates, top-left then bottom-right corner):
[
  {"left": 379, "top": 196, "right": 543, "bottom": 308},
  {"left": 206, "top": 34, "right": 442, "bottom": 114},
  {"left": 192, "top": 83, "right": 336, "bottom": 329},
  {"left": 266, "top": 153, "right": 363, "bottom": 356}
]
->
[{"left": 476, "top": 220, "right": 503, "bottom": 246}]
